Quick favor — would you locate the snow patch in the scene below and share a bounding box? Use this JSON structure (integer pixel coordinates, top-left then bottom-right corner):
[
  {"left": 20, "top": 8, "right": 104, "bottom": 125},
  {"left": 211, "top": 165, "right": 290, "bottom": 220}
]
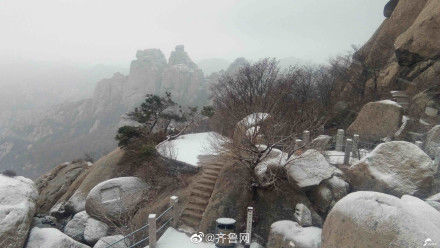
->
[
  {"left": 377, "top": 100, "right": 402, "bottom": 108},
  {"left": 146, "top": 228, "right": 263, "bottom": 248},
  {"left": 239, "top": 113, "right": 270, "bottom": 128},
  {"left": 157, "top": 132, "right": 224, "bottom": 167}
]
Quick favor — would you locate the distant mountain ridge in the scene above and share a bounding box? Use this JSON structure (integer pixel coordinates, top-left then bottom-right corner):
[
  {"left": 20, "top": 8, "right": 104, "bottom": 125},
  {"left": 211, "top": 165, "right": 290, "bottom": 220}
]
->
[{"left": 0, "top": 45, "right": 209, "bottom": 178}]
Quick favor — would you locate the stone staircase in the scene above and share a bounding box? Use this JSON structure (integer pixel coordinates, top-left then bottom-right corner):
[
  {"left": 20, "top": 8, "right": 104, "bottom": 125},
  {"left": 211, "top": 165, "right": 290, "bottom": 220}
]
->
[
  {"left": 181, "top": 156, "right": 224, "bottom": 230},
  {"left": 390, "top": 90, "right": 409, "bottom": 111}
]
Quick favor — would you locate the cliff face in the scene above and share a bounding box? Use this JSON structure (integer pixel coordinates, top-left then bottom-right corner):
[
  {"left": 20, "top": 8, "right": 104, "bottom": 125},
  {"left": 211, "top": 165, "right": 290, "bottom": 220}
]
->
[
  {"left": 0, "top": 46, "right": 209, "bottom": 178},
  {"left": 338, "top": 0, "right": 440, "bottom": 112}
]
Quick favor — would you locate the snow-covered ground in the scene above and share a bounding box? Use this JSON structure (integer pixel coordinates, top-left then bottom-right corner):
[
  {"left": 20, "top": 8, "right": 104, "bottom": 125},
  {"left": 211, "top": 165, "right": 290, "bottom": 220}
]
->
[
  {"left": 145, "top": 228, "right": 263, "bottom": 248},
  {"left": 156, "top": 132, "right": 224, "bottom": 167}
]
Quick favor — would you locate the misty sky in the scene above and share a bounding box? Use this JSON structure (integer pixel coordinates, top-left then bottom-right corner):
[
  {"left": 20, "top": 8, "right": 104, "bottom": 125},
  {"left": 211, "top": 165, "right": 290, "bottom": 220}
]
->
[{"left": 0, "top": 0, "right": 385, "bottom": 65}]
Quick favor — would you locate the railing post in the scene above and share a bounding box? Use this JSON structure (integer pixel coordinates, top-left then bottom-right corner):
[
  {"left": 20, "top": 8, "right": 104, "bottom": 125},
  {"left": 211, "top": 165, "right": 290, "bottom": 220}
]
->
[
  {"left": 344, "top": 139, "right": 353, "bottom": 165},
  {"left": 170, "top": 196, "right": 179, "bottom": 228},
  {"left": 303, "top": 130, "right": 310, "bottom": 149},
  {"left": 435, "top": 149, "right": 440, "bottom": 167},
  {"left": 336, "top": 129, "right": 345, "bottom": 152},
  {"left": 245, "top": 207, "right": 254, "bottom": 248},
  {"left": 415, "top": 141, "right": 424, "bottom": 149},
  {"left": 294, "top": 139, "right": 304, "bottom": 151},
  {"left": 149, "top": 214, "right": 157, "bottom": 248},
  {"left": 353, "top": 134, "right": 360, "bottom": 159}
]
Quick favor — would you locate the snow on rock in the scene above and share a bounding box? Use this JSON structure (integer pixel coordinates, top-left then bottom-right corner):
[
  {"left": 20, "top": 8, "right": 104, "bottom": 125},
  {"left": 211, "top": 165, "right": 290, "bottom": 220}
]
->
[
  {"left": 347, "top": 141, "right": 437, "bottom": 198},
  {"left": 84, "top": 218, "right": 109, "bottom": 245},
  {"left": 94, "top": 235, "right": 128, "bottom": 248},
  {"left": 293, "top": 203, "right": 313, "bottom": 227},
  {"left": 0, "top": 174, "right": 38, "bottom": 248},
  {"left": 322, "top": 191, "right": 440, "bottom": 248},
  {"left": 267, "top": 220, "right": 322, "bottom": 248},
  {"left": 426, "top": 193, "right": 440, "bottom": 212},
  {"left": 85, "top": 177, "right": 148, "bottom": 223},
  {"left": 26, "top": 227, "right": 90, "bottom": 248},
  {"left": 286, "top": 149, "right": 338, "bottom": 188},
  {"left": 324, "top": 150, "right": 362, "bottom": 165},
  {"left": 145, "top": 228, "right": 263, "bottom": 248},
  {"left": 347, "top": 100, "right": 403, "bottom": 142},
  {"left": 239, "top": 113, "right": 270, "bottom": 128},
  {"left": 64, "top": 211, "right": 89, "bottom": 242},
  {"left": 157, "top": 132, "right": 223, "bottom": 166},
  {"left": 255, "top": 147, "right": 290, "bottom": 186},
  {"left": 377, "top": 99, "right": 402, "bottom": 107}
]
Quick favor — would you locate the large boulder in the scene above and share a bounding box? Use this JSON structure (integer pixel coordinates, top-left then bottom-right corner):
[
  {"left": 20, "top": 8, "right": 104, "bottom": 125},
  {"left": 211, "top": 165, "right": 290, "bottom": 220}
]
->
[
  {"left": 85, "top": 177, "right": 148, "bottom": 223},
  {"left": 0, "top": 174, "right": 38, "bottom": 248},
  {"left": 426, "top": 125, "right": 440, "bottom": 158},
  {"left": 286, "top": 149, "right": 337, "bottom": 188},
  {"left": 26, "top": 227, "right": 90, "bottom": 248},
  {"left": 322, "top": 191, "right": 440, "bottom": 248},
  {"left": 347, "top": 141, "right": 436, "bottom": 197},
  {"left": 347, "top": 100, "right": 403, "bottom": 142},
  {"left": 266, "top": 220, "right": 321, "bottom": 248}
]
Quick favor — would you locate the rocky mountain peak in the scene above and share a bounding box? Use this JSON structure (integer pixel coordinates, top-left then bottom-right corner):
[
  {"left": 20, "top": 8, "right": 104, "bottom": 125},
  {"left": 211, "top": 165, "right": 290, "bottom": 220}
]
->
[{"left": 168, "top": 45, "right": 197, "bottom": 69}]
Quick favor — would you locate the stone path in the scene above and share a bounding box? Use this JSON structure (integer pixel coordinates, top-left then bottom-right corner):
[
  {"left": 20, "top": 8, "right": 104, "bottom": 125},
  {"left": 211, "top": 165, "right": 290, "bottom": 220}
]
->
[{"left": 181, "top": 155, "right": 224, "bottom": 230}]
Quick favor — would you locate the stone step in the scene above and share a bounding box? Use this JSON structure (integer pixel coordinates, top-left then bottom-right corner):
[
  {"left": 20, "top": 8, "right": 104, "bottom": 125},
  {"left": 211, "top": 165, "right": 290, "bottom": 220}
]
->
[
  {"left": 194, "top": 183, "right": 215, "bottom": 192},
  {"left": 204, "top": 169, "right": 221, "bottom": 177},
  {"left": 198, "top": 178, "right": 217, "bottom": 185},
  {"left": 203, "top": 174, "right": 218, "bottom": 181},
  {"left": 186, "top": 203, "right": 206, "bottom": 213},
  {"left": 181, "top": 216, "right": 200, "bottom": 228},
  {"left": 189, "top": 195, "right": 210, "bottom": 205},
  {"left": 182, "top": 209, "right": 203, "bottom": 220},
  {"left": 191, "top": 189, "right": 212, "bottom": 198},
  {"left": 204, "top": 166, "right": 222, "bottom": 172},
  {"left": 204, "top": 165, "right": 223, "bottom": 171}
]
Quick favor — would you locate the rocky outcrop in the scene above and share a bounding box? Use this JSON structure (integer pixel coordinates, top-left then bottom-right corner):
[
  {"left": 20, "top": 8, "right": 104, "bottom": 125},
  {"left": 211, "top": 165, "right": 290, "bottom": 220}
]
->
[
  {"left": 266, "top": 220, "right": 322, "bottom": 248},
  {"left": 384, "top": 0, "right": 399, "bottom": 18},
  {"left": 426, "top": 193, "right": 440, "bottom": 212},
  {"left": 65, "top": 148, "right": 125, "bottom": 214},
  {"left": 84, "top": 218, "right": 109, "bottom": 245},
  {"left": 347, "top": 141, "right": 436, "bottom": 197},
  {"left": 286, "top": 149, "right": 337, "bottom": 188},
  {"left": 310, "top": 175, "right": 349, "bottom": 214},
  {"left": 322, "top": 191, "right": 440, "bottom": 248},
  {"left": 26, "top": 227, "right": 90, "bottom": 248},
  {"left": 85, "top": 177, "right": 148, "bottom": 223},
  {"left": 395, "top": 0, "right": 440, "bottom": 65},
  {"left": 347, "top": 100, "right": 403, "bottom": 142},
  {"left": 0, "top": 175, "right": 38, "bottom": 248},
  {"left": 35, "top": 162, "right": 89, "bottom": 213}
]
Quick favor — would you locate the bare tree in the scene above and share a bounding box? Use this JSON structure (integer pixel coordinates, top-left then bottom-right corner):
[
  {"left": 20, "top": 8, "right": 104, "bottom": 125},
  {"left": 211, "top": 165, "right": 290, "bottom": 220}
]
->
[{"left": 211, "top": 59, "right": 330, "bottom": 186}]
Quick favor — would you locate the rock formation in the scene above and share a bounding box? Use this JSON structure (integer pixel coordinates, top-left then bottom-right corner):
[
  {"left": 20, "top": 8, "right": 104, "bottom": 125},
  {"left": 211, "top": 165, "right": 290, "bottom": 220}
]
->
[
  {"left": 322, "top": 191, "right": 440, "bottom": 248},
  {"left": 347, "top": 141, "right": 436, "bottom": 198},
  {"left": 0, "top": 175, "right": 38, "bottom": 248}
]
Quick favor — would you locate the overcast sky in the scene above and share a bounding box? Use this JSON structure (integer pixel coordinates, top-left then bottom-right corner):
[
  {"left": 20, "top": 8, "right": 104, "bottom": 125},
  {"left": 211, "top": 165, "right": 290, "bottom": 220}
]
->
[{"left": 0, "top": 0, "right": 385, "bottom": 65}]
